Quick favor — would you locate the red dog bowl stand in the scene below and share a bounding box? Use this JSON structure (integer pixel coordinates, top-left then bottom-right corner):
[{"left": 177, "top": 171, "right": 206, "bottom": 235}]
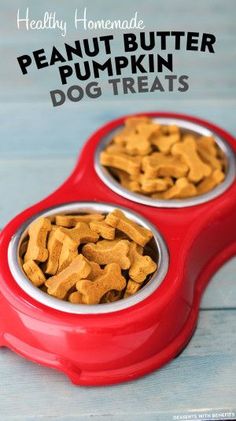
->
[{"left": 0, "top": 112, "right": 235, "bottom": 386}]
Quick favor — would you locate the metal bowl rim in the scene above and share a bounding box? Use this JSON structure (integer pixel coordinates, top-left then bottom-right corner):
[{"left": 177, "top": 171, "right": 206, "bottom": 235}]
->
[
  {"left": 95, "top": 117, "right": 236, "bottom": 208},
  {"left": 8, "top": 202, "right": 169, "bottom": 315}
]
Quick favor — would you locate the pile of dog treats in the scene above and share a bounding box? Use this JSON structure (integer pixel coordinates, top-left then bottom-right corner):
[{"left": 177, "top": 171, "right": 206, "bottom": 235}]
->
[
  {"left": 100, "top": 116, "right": 226, "bottom": 199},
  {"left": 20, "top": 209, "right": 157, "bottom": 305}
]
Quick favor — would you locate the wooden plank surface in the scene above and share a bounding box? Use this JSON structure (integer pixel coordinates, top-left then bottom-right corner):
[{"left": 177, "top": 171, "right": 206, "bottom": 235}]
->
[{"left": 0, "top": 101, "right": 236, "bottom": 158}]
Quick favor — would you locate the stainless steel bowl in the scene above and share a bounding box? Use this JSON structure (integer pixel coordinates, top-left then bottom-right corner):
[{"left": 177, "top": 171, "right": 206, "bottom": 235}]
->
[
  {"left": 95, "top": 118, "right": 236, "bottom": 208},
  {"left": 8, "top": 202, "right": 169, "bottom": 314}
]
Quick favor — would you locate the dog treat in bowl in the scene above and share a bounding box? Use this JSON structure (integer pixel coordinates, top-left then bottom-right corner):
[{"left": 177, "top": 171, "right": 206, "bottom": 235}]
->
[
  {"left": 99, "top": 116, "right": 226, "bottom": 199},
  {"left": 20, "top": 209, "right": 158, "bottom": 304}
]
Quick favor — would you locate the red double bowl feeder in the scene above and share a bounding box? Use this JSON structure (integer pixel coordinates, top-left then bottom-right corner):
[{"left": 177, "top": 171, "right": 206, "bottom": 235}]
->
[{"left": 0, "top": 112, "right": 235, "bottom": 386}]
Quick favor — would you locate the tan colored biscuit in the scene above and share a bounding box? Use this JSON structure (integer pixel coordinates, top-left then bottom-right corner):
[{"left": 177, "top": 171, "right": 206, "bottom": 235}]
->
[
  {"left": 55, "top": 214, "right": 104, "bottom": 227},
  {"left": 113, "top": 116, "right": 153, "bottom": 146},
  {"left": 23, "top": 260, "right": 46, "bottom": 287},
  {"left": 111, "top": 168, "right": 141, "bottom": 192},
  {"left": 197, "top": 136, "right": 222, "bottom": 170},
  {"left": 151, "top": 125, "right": 180, "bottom": 153},
  {"left": 142, "top": 152, "right": 188, "bottom": 178},
  {"left": 140, "top": 176, "right": 173, "bottom": 193},
  {"left": 198, "top": 136, "right": 218, "bottom": 156},
  {"left": 128, "top": 242, "right": 157, "bottom": 283},
  {"left": 124, "top": 279, "right": 141, "bottom": 297},
  {"left": 55, "top": 224, "right": 98, "bottom": 273},
  {"left": 125, "top": 116, "right": 152, "bottom": 128},
  {"left": 113, "top": 127, "right": 136, "bottom": 146},
  {"left": 157, "top": 177, "right": 197, "bottom": 199},
  {"left": 68, "top": 291, "right": 84, "bottom": 304},
  {"left": 55, "top": 223, "right": 99, "bottom": 246},
  {"left": 172, "top": 136, "right": 212, "bottom": 182},
  {"left": 105, "top": 209, "right": 153, "bottom": 246},
  {"left": 45, "top": 229, "right": 64, "bottom": 275},
  {"left": 82, "top": 239, "right": 131, "bottom": 269},
  {"left": 89, "top": 220, "right": 115, "bottom": 240},
  {"left": 46, "top": 254, "right": 91, "bottom": 299},
  {"left": 100, "top": 151, "right": 141, "bottom": 176},
  {"left": 105, "top": 144, "right": 128, "bottom": 154},
  {"left": 50, "top": 228, "right": 79, "bottom": 273},
  {"left": 197, "top": 169, "right": 225, "bottom": 195},
  {"left": 86, "top": 261, "right": 104, "bottom": 280},
  {"left": 76, "top": 263, "right": 126, "bottom": 304},
  {"left": 162, "top": 125, "right": 180, "bottom": 135},
  {"left": 100, "top": 117, "right": 226, "bottom": 202},
  {"left": 124, "top": 123, "right": 158, "bottom": 156},
  {"left": 69, "top": 222, "right": 99, "bottom": 244},
  {"left": 24, "top": 217, "right": 51, "bottom": 262},
  {"left": 58, "top": 244, "right": 78, "bottom": 273}
]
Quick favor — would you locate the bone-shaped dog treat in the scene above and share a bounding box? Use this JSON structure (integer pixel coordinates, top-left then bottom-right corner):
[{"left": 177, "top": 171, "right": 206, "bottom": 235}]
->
[
  {"left": 128, "top": 242, "right": 157, "bottom": 283},
  {"left": 140, "top": 176, "right": 173, "bottom": 193},
  {"left": 151, "top": 125, "right": 180, "bottom": 153},
  {"left": 55, "top": 213, "right": 104, "bottom": 227},
  {"left": 57, "top": 242, "right": 78, "bottom": 273},
  {"left": 82, "top": 239, "right": 131, "bottom": 269},
  {"left": 124, "top": 123, "right": 158, "bottom": 156},
  {"left": 172, "top": 136, "right": 212, "bottom": 182},
  {"left": 198, "top": 136, "right": 218, "bottom": 156},
  {"left": 46, "top": 254, "right": 91, "bottom": 299},
  {"left": 54, "top": 223, "right": 98, "bottom": 273},
  {"left": 86, "top": 261, "right": 104, "bottom": 280},
  {"left": 69, "top": 222, "right": 99, "bottom": 244},
  {"left": 197, "top": 169, "right": 225, "bottom": 195},
  {"left": 105, "top": 209, "right": 153, "bottom": 246},
  {"left": 89, "top": 220, "right": 115, "bottom": 240},
  {"left": 45, "top": 229, "right": 64, "bottom": 275},
  {"left": 111, "top": 168, "right": 141, "bottom": 192},
  {"left": 142, "top": 152, "right": 189, "bottom": 178},
  {"left": 125, "top": 116, "right": 152, "bottom": 128},
  {"left": 55, "top": 223, "right": 99, "bottom": 247},
  {"left": 124, "top": 279, "right": 141, "bottom": 297},
  {"left": 100, "top": 151, "right": 141, "bottom": 176},
  {"left": 76, "top": 263, "right": 126, "bottom": 304},
  {"left": 113, "top": 127, "right": 135, "bottom": 146},
  {"left": 68, "top": 291, "right": 84, "bottom": 304},
  {"left": 23, "top": 260, "right": 46, "bottom": 287},
  {"left": 24, "top": 217, "right": 51, "bottom": 263},
  {"left": 52, "top": 229, "right": 78, "bottom": 273},
  {"left": 197, "top": 136, "right": 222, "bottom": 170},
  {"left": 162, "top": 125, "right": 180, "bottom": 135},
  {"left": 113, "top": 116, "right": 153, "bottom": 146},
  {"left": 158, "top": 177, "right": 197, "bottom": 199},
  {"left": 106, "top": 144, "right": 128, "bottom": 154}
]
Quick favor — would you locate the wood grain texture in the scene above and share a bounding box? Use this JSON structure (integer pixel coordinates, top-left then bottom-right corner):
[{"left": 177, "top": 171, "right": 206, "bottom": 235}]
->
[
  {"left": 0, "top": 100, "right": 235, "bottom": 158},
  {"left": 0, "top": 310, "right": 235, "bottom": 420}
]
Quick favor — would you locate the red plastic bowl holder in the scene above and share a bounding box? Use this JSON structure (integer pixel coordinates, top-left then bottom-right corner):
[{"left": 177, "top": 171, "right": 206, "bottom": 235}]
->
[{"left": 0, "top": 112, "right": 235, "bottom": 386}]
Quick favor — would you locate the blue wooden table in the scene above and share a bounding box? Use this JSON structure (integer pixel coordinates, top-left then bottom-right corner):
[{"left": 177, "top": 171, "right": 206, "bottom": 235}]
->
[{"left": 0, "top": 1, "right": 236, "bottom": 420}]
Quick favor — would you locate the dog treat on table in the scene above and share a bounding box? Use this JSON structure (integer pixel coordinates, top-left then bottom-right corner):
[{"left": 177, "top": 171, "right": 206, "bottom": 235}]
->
[
  {"left": 100, "top": 116, "right": 226, "bottom": 199},
  {"left": 20, "top": 209, "right": 158, "bottom": 304}
]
